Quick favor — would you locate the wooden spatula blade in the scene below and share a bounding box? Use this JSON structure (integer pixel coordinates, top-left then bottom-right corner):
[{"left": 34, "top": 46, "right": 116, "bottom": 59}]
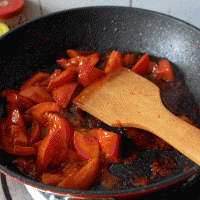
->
[
  {"left": 73, "top": 67, "right": 200, "bottom": 166},
  {"left": 73, "top": 67, "right": 161, "bottom": 130}
]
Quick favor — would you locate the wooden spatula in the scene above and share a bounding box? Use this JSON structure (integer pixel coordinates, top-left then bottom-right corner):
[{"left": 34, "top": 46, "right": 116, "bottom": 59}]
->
[{"left": 73, "top": 67, "right": 200, "bottom": 166}]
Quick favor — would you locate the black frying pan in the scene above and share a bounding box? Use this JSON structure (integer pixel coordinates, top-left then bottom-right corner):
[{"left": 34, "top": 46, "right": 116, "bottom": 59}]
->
[{"left": 0, "top": 6, "right": 200, "bottom": 199}]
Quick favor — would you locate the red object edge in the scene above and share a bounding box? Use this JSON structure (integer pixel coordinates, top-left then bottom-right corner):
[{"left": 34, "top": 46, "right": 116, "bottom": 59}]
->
[{"left": 0, "top": 0, "right": 25, "bottom": 19}]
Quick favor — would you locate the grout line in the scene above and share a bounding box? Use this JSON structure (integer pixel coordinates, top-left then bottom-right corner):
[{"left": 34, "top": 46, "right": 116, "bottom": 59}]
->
[
  {"left": 1, "top": 173, "right": 12, "bottom": 200},
  {"left": 38, "top": 0, "right": 44, "bottom": 16},
  {"left": 130, "top": 0, "right": 132, "bottom": 7}
]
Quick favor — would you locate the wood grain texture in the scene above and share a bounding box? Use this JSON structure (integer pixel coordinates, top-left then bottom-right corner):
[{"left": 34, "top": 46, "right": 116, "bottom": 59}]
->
[{"left": 73, "top": 67, "right": 200, "bottom": 166}]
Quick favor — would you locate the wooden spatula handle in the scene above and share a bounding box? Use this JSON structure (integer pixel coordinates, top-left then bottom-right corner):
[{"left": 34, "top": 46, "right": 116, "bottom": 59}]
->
[{"left": 145, "top": 106, "right": 200, "bottom": 166}]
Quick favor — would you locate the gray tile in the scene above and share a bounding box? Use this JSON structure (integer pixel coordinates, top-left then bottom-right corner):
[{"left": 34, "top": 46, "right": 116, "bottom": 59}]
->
[
  {"left": 130, "top": 0, "right": 200, "bottom": 28},
  {"left": 0, "top": 175, "right": 6, "bottom": 200},
  {"left": 6, "top": 176, "right": 33, "bottom": 200},
  {"left": 40, "top": 0, "right": 131, "bottom": 15}
]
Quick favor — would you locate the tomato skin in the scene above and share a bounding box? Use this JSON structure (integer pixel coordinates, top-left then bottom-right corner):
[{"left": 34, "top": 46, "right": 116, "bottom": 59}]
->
[
  {"left": 6, "top": 109, "right": 26, "bottom": 132},
  {"left": 104, "top": 51, "right": 123, "bottom": 73},
  {"left": 8, "top": 125, "right": 28, "bottom": 146},
  {"left": 29, "top": 121, "right": 41, "bottom": 145},
  {"left": 123, "top": 53, "right": 137, "bottom": 67},
  {"left": 47, "top": 69, "right": 76, "bottom": 92},
  {"left": 5, "top": 93, "right": 35, "bottom": 114},
  {"left": 148, "top": 61, "right": 158, "bottom": 72},
  {"left": 2, "top": 144, "right": 36, "bottom": 156},
  {"left": 57, "top": 155, "right": 100, "bottom": 190},
  {"left": 78, "top": 65, "right": 105, "bottom": 86},
  {"left": 0, "top": 89, "right": 19, "bottom": 98},
  {"left": 132, "top": 53, "right": 150, "bottom": 75},
  {"left": 36, "top": 112, "right": 73, "bottom": 170},
  {"left": 50, "top": 144, "right": 69, "bottom": 166},
  {"left": 73, "top": 131, "right": 100, "bottom": 160},
  {"left": 28, "top": 102, "right": 60, "bottom": 125},
  {"left": 20, "top": 72, "right": 51, "bottom": 92},
  {"left": 0, "top": 119, "right": 35, "bottom": 156},
  {"left": 47, "top": 113, "right": 74, "bottom": 145},
  {"left": 32, "top": 140, "right": 43, "bottom": 151},
  {"left": 77, "top": 52, "right": 105, "bottom": 86},
  {"left": 50, "top": 69, "right": 62, "bottom": 80},
  {"left": 19, "top": 86, "right": 53, "bottom": 103},
  {"left": 51, "top": 82, "right": 78, "bottom": 109},
  {"left": 152, "top": 59, "right": 175, "bottom": 82},
  {"left": 91, "top": 129, "right": 121, "bottom": 163},
  {"left": 56, "top": 57, "right": 87, "bottom": 72},
  {"left": 0, "top": 109, "right": 36, "bottom": 155},
  {"left": 66, "top": 49, "right": 100, "bottom": 58},
  {"left": 36, "top": 130, "right": 64, "bottom": 171},
  {"left": 36, "top": 121, "right": 70, "bottom": 171}
]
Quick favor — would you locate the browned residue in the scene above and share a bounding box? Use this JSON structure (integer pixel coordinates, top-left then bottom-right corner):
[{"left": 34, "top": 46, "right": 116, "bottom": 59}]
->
[{"left": 115, "top": 120, "right": 122, "bottom": 128}]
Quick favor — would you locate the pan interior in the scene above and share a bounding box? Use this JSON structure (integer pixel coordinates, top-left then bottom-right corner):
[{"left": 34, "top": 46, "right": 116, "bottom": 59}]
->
[{"left": 0, "top": 6, "right": 200, "bottom": 196}]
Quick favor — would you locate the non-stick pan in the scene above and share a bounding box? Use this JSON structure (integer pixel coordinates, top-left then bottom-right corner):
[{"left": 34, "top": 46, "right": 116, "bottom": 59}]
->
[{"left": 1, "top": 6, "right": 200, "bottom": 199}]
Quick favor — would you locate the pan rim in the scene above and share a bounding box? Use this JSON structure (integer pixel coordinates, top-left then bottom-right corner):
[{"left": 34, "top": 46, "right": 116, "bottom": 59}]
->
[
  {"left": 1, "top": 5, "right": 200, "bottom": 41},
  {"left": 1, "top": 165, "right": 200, "bottom": 197}
]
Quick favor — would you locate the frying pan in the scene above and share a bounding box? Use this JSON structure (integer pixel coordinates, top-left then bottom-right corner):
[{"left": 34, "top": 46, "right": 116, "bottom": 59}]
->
[{"left": 0, "top": 6, "right": 200, "bottom": 199}]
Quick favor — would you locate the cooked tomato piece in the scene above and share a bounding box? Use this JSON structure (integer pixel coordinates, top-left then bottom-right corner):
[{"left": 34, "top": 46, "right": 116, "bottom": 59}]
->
[
  {"left": 66, "top": 49, "right": 82, "bottom": 58},
  {"left": 8, "top": 125, "right": 28, "bottom": 146},
  {"left": 1, "top": 124, "right": 36, "bottom": 156},
  {"left": 36, "top": 130, "right": 68, "bottom": 171},
  {"left": 29, "top": 121, "right": 41, "bottom": 145},
  {"left": 123, "top": 53, "right": 137, "bottom": 67},
  {"left": 0, "top": 89, "right": 19, "bottom": 98},
  {"left": 78, "top": 64, "right": 105, "bottom": 86},
  {"left": 132, "top": 53, "right": 150, "bottom": 75},
  {"left": 56, "top": 56, "right": 87, "bottom": 71},
  {"left": 86, "top": 52, "right": 101, "bottom": 66},
  {"left": 6, "top": 109, "right": 26, "bottom": 132},
  {"left": 47, "top": 69, "right": 76, "bottom": 92},
  {"left": 51, "top": 82, "right": 78, "bottom": 109},
  {"left": 66, "top": 148, "right": 83, "bottom": 164},
  {"left": 148, "top": 61, "right": 158, "bottom": 73},
  {"left": 50, "top": 144, "right": 69, "bottom": 166},
  {"left": 4, "top": 145, "right": 36, "bottom": 156},
  {"left": 57, "top": 155, "right": 100, "bottom": 190},
  {"left": 5, "top": 92, "right": 35, "bottom": 112},
  {"left": 73, "top": 131, "right": 100, "bottom": 160},
  {"left": 66, "top": 49, "right": 100, "bottom": 58},
  {"left": 152, "top": 59, "right": 175, "bottom": 82},
  {"left": 50, "top": 69, "right": 62, "bottom": 80},
  {"left": 32, "top": 140, "right": 43, "bottom": 151},
  {"left": 91, "top": 129, "right": 121, "bottom": 163},
  {"left": 28, "top": 102, "right": 60, "bottom": 125},
  {"left": 19, "top": 86, "right": 53, "bottom": 103},
  {"left": 104, "top": 51, "right": 123, "bottom": 73},
  {"left": 47, "top": 113, "right": 74, "bottom": 144},
  {"left": 62, "top": 163, "right": 80, "bottom": 176},
  {"left": 77, "top": 52, "right": 104, "bottom": 86},
  {"left": 20, "top": 72, "right": 51, "bottom": 92},
  {"left": 22, "top": 114, "right": 33, "bottom": 128}
]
